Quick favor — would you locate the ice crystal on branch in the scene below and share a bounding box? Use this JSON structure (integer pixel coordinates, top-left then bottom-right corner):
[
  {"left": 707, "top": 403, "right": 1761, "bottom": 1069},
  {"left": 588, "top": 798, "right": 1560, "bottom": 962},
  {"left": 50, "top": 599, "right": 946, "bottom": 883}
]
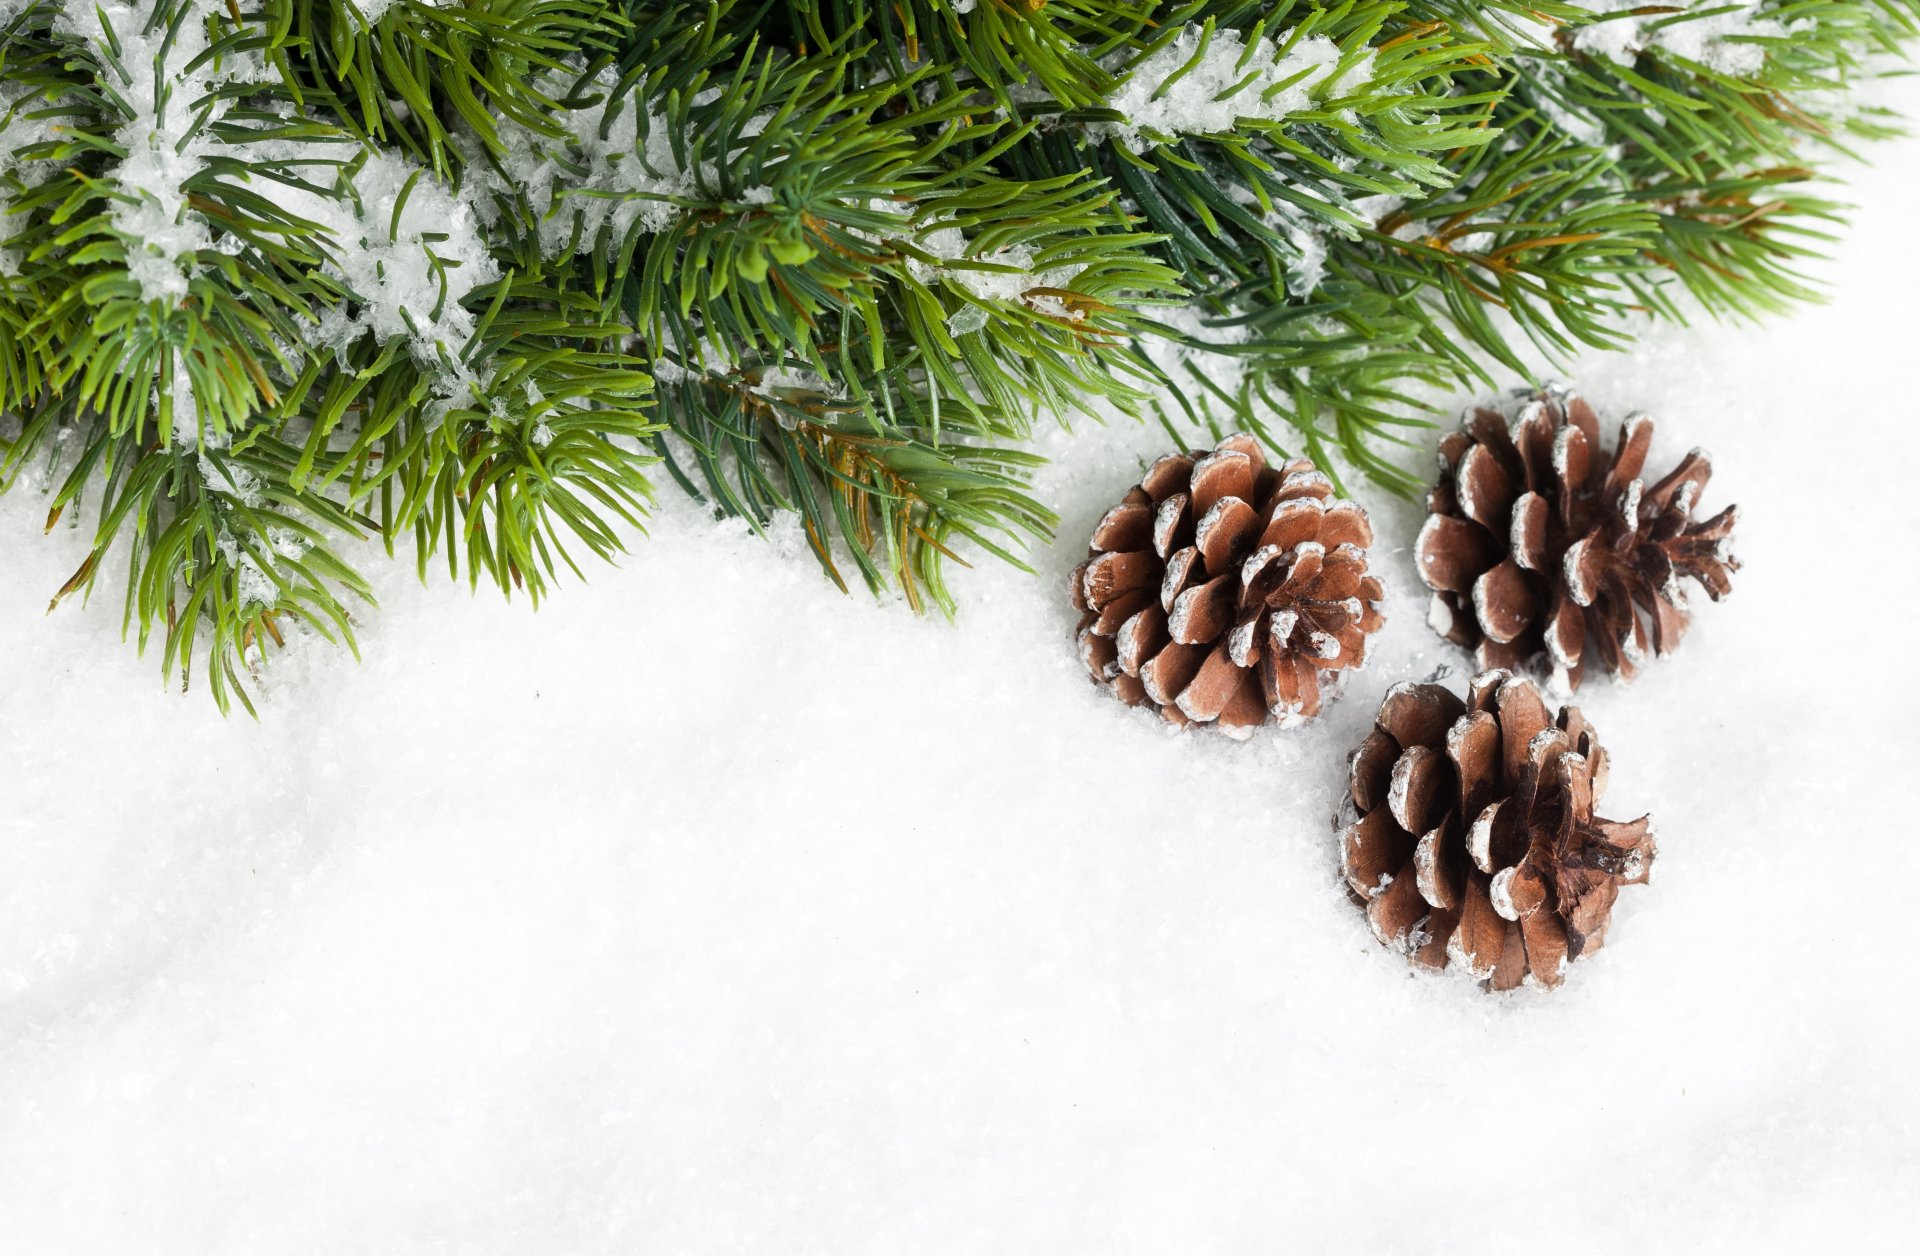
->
[
  {"left": 1098, "top": 24, "right": 1361, "bottom": 151},
  {"left": 1572, "top": 0, "right": 1794, "bottom": 76},
  {"left": 459, "top": 67, "right": 697, "bottom": 257}
]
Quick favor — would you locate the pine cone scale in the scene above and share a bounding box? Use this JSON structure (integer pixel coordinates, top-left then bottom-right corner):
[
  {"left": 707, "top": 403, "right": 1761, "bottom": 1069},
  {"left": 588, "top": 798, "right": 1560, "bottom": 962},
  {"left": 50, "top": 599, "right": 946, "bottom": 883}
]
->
[
  {"left": 1091, "top": 498, "right": 1155, "bottom": 551},
  {"left": 1191, "top": 450, "right": 1256, "bottom": 515},
  {"left": 1445, "top": 710, "right": 1499, "bottom": 821},
  {"left": 1455, "top": 443, "right": 1517, "bottom": 531},
  {"left": 1510, "top": 492, "right": 1550, "bottom": 569},
  {"left": 1349, "top": 730, "right": 1399, "bottom": 812},
  {"left": 1606, "top": 414, "right": 1655, "bottom": 499},
  {"left": 1262, "top": 498, "right": 1325, "bottom": 552},
  {"left": 1415, "top": 514, "right": 1501, "bottom": 597},
  {"left": 1449, "top": 879, "right": 1506, "bottom": 978},
  {"left": 1196, "top": 497, "right": 1258, "bottom": 571}
]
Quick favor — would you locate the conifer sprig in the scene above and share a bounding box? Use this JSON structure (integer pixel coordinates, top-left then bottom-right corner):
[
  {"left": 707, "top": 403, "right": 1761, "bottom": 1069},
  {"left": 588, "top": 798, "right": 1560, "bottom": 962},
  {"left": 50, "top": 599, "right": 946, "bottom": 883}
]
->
[{"left": 0, "top": 0, "right": 1913, "bottom": 707}]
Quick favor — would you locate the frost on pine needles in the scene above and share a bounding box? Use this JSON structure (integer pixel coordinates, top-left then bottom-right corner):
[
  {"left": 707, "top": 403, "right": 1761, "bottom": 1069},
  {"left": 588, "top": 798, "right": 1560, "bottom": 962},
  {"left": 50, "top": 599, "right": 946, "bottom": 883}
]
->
[
  {"left": 288, "top": 151, "right": 500, "bottom": 363},
  {"left": 1101, "top": 25, "right": 1361, "bottom": 151},
  {"left": 1573, "top": 0, "right": 1793, "bottom": 76},
  {"left": 461, "top": 68, "right": 698, "bottom": 259},
  {"left": 0, "top": 83, "right": 63, "bottom": 277},
  {"left": 57, "top": 0, "right": 271, "bottom": 301},
  {"left": 903, "top": 224, "right": 1087, "bottom": 322}
]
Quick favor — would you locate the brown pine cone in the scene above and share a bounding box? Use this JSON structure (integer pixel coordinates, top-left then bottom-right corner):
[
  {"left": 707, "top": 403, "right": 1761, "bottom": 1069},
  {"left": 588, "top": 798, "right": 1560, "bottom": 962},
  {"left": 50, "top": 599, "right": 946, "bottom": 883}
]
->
[
  {"left": 1069, "top": 435, "right": 1386, "bottom": 736},
  {"left": 1336, "top": 668, "right": 1656, "bottom": 991},
  {"left": 1415, "top": 384, "right": 1739, "bottom": 687}
]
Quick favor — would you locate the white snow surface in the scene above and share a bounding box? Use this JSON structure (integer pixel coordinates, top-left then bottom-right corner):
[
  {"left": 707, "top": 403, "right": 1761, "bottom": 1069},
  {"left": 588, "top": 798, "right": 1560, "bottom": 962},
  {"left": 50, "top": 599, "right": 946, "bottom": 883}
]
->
[{"left": 2, "top": 78, "right": 1918, "bottom": 1256}]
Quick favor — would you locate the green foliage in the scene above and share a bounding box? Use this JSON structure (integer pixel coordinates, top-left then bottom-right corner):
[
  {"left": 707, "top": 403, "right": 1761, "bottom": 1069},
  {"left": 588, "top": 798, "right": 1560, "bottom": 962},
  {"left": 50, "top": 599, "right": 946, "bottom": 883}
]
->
[{"left": 0, "top": 0, "right": 1914, "bottom": 707}]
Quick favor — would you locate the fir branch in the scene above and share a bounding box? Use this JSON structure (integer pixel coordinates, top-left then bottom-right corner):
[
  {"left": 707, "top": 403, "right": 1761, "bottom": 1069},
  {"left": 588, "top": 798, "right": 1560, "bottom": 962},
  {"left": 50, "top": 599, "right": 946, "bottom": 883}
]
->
[{"left": 1, "top": 0, "right": 1915, "bottom": 704}]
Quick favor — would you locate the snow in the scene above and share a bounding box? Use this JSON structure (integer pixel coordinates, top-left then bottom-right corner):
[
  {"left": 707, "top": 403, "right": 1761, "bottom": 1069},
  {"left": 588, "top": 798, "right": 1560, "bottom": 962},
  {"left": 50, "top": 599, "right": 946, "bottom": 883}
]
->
[
  {"left": 1283, "top": 221, "right": 1327, "bottom": 297},
  {"left": 55, "top": 0, "right": 278, "bottom": 302},
  {"left": 294, "top": 150, "right": 500, "bottom": 359},
  {"left": 1573, "top": 0, "right": 1789, "bottom": 76},
  {"left": 0, "top": 81, "right": 65, "bottom": 277},
  {"left": 903, "top": 223, "right": 1086, "bottom": 316},
  {"left": 0, "top": 65, "right": 1916, "bottom": 1256},
  {"left": 1142, "top": 304, "right": 1253, "bottom": 395},
  {"left": 1099, "top": 26, "right": 1360, "bottom": 152},
  {"left": 459, "top": 67, "right": 695, "bottom": 258},
  {"left": 61, "top": 0, "right": 218, "bottom": 301},
  {"left": 348, "top": 0, "right": 456, "bottom": 20}
]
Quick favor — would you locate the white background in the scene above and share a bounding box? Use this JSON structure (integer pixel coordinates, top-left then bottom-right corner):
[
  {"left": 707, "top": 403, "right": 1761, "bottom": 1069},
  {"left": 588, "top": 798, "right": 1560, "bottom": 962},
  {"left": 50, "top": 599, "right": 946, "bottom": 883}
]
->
[{"left": 3, "top": 79, "right": 1916, "bottom": 1255}]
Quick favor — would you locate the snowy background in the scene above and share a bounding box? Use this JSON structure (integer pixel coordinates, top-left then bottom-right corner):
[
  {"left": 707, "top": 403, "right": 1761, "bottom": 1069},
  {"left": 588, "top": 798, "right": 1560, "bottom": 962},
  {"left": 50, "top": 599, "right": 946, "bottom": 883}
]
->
[{"left": 4, "top": 79, "right": 1917, "bottom": 1256}]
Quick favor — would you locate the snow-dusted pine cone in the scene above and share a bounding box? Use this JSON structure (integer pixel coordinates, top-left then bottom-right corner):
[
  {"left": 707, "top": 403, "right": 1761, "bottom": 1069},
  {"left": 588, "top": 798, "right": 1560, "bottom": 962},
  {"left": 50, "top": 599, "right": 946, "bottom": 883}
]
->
[
  {"left": 1337, "top": 669, "right": 1656, "bottom": 991},
  {"left": 1416, "top": 384, "right": 1739, "bottom": 688},
  {"left": 1070, "top": 435, "right": 1385, "bottom": 736}
]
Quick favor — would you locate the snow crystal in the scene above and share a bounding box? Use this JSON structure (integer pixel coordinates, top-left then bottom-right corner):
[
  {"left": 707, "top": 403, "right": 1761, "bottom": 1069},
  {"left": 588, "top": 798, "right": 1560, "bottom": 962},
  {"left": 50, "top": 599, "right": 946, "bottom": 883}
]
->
[
  {"left": 233, "top": 554, "right": 279, "bottom": 609},
  {"left": 1619, "top": 478, "right": 1643, "bottom": 530},
  {"left": 945, "top": 305, "right": 990, "bottom": 337},
  {"left": 1574, "top": 1, "right": 1787, "bottom": 77},
  {"left": 208, "top": 126, "right": 497, "bottom": 379},
  {"left": 350, "top": 0, "right": 458, "bottom": 22},
  {"left": 1224, "top": 620, "right": 1257, "bottom": 668},
  {"left": 1239, "top": 544, "right": 1282, "bottom": 586},
  {"left": 753, "top": 365, "right": 845, "bottom": 405},
  {"left": 460, "top": 67, "right": 695, "bottom": 259},
  {"left": 1267, "top": 608, "right": 1299, "bottom": 652},
  {"left": 309, "top": 151, "right": 499, "bottom": 357},
  {"left": 1489, "top": 865, "right": 1520, "bottom": 920},
  {"left": 1100, "top": 26, "right": 1359, "bottom": 152},
  {"left": 58, "top": 0, "right": 216, "bottom": 300},
  {"left": 1466, "top": 805, "right": 1495, "bottom": 871},
  {"left": 0, "top": 83, "right": 66, "bottom": 277},
  {"left": 1352, "top": 194, "right": 1405, "bottom": 227},
  {"left": 160, "top": 370, "right": 217, "bottom": 449},
  {"left": 25, "top": 2, "right": 494, "bottom": 407},
  {"left": 52, "top": 0, "right": 276, "bottom": 301},
  {"left": 649, "top": 357, "right": 697, "bottom": 386},
  {"left": 901, "top": 221, "right": 1086, "bottom": 319},
  {"left": 198, "top": 453, "right": 262, "bottom": 508},
  {"left": 265, "top": 528, "right": 311, "bottom": 560},
  {"left": 1284, "top": 223, "right": 1327, "bottom": 298},
  {"left": 1445, "top": 928, "right": 1495, "bottom": 980}
]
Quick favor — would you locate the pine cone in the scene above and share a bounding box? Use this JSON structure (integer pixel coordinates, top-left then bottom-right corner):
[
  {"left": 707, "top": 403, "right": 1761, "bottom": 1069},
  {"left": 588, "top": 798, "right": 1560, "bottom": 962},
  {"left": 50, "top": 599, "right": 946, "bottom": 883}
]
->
[
  {"left": 1336, "top": 669, "right": 1656, "bottom": 991},
  {"left": 1415, "top": 384, "right": 1739, "bottom": 687},
  {"left": 1070, "top": 435, "right": 1385, "bottom": 735}
]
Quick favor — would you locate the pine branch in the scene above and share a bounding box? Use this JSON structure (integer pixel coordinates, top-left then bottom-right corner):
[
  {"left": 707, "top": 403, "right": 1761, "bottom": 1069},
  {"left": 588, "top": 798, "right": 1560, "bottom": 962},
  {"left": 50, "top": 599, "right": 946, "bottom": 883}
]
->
[{"left": 2, "top": 0, "right": 1915, "bottom": 704}]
